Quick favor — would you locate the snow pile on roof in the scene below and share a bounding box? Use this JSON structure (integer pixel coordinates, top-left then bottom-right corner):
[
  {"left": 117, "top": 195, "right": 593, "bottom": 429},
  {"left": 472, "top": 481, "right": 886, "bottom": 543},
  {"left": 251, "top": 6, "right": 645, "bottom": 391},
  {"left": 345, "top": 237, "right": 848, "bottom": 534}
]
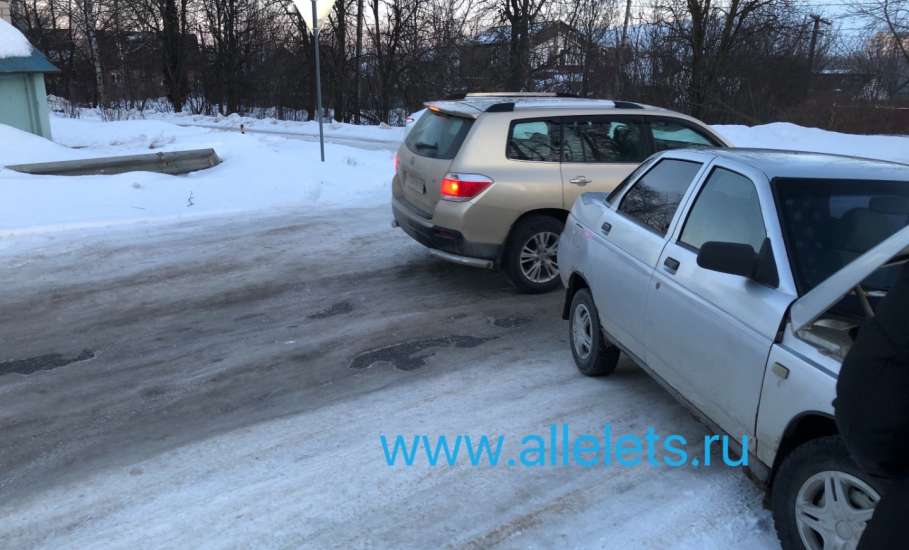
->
[{"left": 0, "top": 18, "right": 33, "bottom": 59}]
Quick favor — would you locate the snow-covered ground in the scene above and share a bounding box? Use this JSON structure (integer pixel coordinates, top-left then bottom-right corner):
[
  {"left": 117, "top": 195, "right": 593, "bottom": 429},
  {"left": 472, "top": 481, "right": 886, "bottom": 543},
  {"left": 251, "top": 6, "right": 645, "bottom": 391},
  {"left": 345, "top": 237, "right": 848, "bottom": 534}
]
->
[
  {"left": 132, "top": 109, "right": 406, "bottom": 143},
  {"left": 1, "top": 112, "right": 908, "bottom": 237},
  {"left": 3, "top": 114, "right": 905, "bottom": 548},
  {"left": 0, "top": 116, "right": 395, "bottom": 235},
  {"left": 0, "top": 207, "right": 779, "bottom": 550}
]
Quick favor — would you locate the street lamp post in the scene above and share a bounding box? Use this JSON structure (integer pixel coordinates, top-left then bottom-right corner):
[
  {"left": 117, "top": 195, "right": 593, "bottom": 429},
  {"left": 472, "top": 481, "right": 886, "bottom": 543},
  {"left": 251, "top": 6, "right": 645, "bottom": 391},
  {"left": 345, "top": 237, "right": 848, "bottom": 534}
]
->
[
  {"left": 294, "top": 0, "right": 329, "bottom": 162},
  {"left": 311, "top": 0, "right": 325, "bottom": 162}
]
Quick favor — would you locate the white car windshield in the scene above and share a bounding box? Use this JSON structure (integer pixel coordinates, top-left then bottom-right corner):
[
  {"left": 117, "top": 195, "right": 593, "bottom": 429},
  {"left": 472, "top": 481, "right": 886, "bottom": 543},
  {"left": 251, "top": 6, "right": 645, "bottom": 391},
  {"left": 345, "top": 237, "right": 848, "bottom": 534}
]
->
[{"left": 774, "top": 177, "right": 909, "bottom": 294}]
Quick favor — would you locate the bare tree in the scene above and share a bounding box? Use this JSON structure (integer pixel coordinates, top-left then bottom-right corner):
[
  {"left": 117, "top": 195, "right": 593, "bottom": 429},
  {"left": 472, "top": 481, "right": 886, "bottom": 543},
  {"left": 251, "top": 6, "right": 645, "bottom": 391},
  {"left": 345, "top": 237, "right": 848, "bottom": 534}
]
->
[
  {"left": 851, "top": 0, "right": 909, "bottom": 98},
  {"left": 127, "top": 0, "right": 194, "bottom": 110},
  {"left": 655, "top": 0, "right": 795, "bottom": 118},
  {"left": 564, "top": 0, "right": 618, "bottom": 96},
  {"left": 482, "top": 0, "right": 549, "bottom": 90},
  {"left": 74, "top": 0, "right": 106, "bottom": 105}
]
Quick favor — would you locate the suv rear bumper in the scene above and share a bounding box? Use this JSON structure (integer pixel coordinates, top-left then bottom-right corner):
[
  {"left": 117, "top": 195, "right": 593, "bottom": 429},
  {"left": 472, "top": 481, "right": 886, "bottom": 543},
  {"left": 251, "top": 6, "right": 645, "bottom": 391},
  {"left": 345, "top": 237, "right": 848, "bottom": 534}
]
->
[{"left": 392, "top": 199, "right": 500, "bottom": 269}]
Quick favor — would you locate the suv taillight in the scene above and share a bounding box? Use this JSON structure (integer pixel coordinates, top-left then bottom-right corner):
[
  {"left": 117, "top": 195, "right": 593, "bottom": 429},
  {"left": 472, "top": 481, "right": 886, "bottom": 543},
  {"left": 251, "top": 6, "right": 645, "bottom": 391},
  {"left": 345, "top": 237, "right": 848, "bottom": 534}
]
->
[
  {"left": 394, "top": 152, "right": 399, "bottom": 174},
  {"left": 440, "top": 173, "right": 493, "bottom": 202}
]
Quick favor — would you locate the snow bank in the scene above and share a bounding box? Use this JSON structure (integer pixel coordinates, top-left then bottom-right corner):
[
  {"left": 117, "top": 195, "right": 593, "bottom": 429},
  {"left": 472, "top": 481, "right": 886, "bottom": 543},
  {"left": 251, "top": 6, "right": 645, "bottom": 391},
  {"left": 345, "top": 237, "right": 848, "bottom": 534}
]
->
[
  {"left": 139, "top": 111, "right": 405, "bottom": 143},
  {"left": 713, "top": 122, "right": 909, "bottom": 164},
  {"left": 0, "top": 18, "right": 32, "bottom": 59},
  {"left": 0, "top": 117, "right": 394, "bottom": 235},
  {"left": 51, "top": 117, "right": 203, "bottom": 151},
  {"left": 0, "top": 123, "right": 87, "bottom": 165}
]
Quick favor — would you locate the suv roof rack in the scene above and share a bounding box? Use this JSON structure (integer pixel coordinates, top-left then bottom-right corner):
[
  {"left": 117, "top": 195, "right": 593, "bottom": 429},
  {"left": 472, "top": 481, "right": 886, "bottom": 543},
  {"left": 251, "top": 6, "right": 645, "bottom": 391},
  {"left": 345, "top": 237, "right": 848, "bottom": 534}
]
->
[
  {"left": 485, "top": 102, "right": 516, "bottom": 112},
  {"left": 482, "top": 97, "right": 642, "bottom": 113},
  {"left": 466, "top": 92, "right": 557, "bottom": 97}
]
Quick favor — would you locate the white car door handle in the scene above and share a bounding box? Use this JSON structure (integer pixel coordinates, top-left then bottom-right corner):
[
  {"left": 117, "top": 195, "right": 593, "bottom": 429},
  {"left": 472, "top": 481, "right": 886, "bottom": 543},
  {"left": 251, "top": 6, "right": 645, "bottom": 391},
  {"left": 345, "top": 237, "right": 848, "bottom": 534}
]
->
[{"left": 569, "top": 176, "right": 591, "bottom": 186}]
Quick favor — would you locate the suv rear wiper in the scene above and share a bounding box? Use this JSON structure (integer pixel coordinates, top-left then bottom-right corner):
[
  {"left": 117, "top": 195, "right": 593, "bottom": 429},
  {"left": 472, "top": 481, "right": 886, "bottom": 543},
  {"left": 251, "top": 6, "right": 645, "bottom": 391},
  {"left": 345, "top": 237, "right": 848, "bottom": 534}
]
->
[{"left": 414, "top": 142, "right": 438, "bottom": 150}]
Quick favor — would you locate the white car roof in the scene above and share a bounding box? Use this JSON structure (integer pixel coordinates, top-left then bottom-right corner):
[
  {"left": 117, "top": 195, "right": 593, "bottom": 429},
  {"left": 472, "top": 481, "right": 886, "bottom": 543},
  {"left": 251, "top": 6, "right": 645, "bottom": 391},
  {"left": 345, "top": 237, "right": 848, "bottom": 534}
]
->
[{"left": 710, "top": 148, "right": 909, "bottom": 182}]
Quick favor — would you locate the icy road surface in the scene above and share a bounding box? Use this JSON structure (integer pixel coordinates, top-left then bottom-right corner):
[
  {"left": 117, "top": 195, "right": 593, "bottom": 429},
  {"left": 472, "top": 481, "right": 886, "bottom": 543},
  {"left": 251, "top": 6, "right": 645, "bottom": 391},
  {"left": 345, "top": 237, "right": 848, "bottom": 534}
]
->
[{"left": 0, "top": 207, "right": 779, "bottom": 549}]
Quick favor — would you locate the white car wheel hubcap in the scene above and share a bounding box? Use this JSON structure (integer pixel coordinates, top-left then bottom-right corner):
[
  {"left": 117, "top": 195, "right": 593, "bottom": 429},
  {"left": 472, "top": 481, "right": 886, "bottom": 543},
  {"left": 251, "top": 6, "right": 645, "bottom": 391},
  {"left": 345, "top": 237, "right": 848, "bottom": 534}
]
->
[
  {"left": 795, "top": 470, "right": 880, "bottom": 550},
  {"left": 572, "top": 304, "right": 593, "bottom": 360}
]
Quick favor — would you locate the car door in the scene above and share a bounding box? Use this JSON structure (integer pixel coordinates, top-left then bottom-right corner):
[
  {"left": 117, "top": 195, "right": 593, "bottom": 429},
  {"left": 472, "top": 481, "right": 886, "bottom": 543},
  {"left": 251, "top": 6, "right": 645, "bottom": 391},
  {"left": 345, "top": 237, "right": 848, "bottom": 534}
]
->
[
  {"left": 589, "top": 155, "right": 707, "bottom": 361},
  {"left": 560, "top": 116, "right": 651, "bottom": 210},
  {"left": 646, "top": 163, "right": 794, "bottom": 443}
]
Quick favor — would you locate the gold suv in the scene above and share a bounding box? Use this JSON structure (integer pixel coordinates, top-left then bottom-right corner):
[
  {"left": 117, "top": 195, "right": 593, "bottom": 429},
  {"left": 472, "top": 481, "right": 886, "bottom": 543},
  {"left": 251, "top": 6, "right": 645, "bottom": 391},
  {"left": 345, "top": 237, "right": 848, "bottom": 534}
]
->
[{"left": 391, "top": 93, "right": 729, "bottom": 292}]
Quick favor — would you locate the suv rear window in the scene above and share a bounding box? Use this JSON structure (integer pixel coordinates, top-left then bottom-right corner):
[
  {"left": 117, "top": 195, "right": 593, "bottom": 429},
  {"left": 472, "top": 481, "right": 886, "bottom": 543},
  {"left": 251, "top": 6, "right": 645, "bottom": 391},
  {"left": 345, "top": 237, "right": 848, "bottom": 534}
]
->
[{"left": 405, "top": 111, "right": 473, "bottom": 159}]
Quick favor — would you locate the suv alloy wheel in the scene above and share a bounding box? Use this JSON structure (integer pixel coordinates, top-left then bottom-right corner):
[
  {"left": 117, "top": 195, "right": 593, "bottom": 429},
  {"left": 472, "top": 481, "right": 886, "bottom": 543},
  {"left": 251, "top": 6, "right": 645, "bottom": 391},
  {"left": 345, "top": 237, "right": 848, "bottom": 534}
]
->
[{"left": 504, "top": 215, "right": 564, "bottom": 293}]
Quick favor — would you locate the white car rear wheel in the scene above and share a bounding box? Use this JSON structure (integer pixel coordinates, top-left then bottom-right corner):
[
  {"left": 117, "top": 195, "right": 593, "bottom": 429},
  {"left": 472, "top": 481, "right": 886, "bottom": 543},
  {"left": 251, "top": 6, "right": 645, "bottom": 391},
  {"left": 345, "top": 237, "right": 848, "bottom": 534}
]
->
[{"left": 568, "top": 288, "right": 619, "bottom": 377}]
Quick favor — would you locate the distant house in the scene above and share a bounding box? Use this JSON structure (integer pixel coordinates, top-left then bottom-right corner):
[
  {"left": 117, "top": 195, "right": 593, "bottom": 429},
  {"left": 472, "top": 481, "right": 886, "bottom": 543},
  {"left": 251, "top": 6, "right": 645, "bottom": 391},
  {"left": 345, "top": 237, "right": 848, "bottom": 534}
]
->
[
  {"left": 35, "top": 28, "right": 200, "bottom": 105},
  {"left": 464, "top": 21, "right": 627, "bottom": 92},
  {"left": 811, "top": 67, "right": 872, "bottom": 99},
  {"left": 861, "top": 31, "right": 909, "bottom": 99},
  {"left": 0, "top": 17, "right": 58, "bottom": 139}
]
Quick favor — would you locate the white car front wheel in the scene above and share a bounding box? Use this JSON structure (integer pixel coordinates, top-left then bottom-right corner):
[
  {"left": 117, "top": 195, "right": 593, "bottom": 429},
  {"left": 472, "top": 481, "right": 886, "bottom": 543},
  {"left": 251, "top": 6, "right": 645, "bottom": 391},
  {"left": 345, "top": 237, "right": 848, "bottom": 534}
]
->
[{"left": 772, "top": 436, "right": 882, "bottom": 550}]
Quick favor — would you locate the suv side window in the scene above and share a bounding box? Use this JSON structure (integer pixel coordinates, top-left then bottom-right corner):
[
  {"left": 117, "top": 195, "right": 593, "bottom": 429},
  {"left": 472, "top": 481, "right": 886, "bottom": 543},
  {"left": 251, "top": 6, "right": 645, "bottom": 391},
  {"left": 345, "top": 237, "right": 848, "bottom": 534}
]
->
[
  {"left": 507, "top": 120, "right": 560, "bottom": 162},
  {"left": 680, "top": 167, "right": 766, "bottom": 252},
  {"left": 618, "top": 159, "right": 703, "bottom": 235},
  {"left": 562, "top": 117, "right": 649, "bottom": 163},
  {"left": 649, "top": 120, "right": 718, "bottom": 152}
]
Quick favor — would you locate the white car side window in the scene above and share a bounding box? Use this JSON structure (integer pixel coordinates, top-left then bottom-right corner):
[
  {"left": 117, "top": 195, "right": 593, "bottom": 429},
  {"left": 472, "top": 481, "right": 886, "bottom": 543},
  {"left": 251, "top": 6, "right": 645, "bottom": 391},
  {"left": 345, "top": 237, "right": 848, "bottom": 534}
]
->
[
  {"left": 680, "top": 167, "right": 766, "bottom": 252},
  {"left": 617, "top": 159, "right": 703, "bottom": 235}
]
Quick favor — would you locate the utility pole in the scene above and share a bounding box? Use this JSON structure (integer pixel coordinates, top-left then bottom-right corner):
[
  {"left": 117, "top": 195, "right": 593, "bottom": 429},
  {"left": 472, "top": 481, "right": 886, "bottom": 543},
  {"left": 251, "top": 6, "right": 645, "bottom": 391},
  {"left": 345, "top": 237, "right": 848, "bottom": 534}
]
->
[
  {"left": 808, "top": 14, "right": 832, "bottom": 72},
  {"left": 354, "top": 0, "right": 364, "bottom": 124},
  {"left": 615, "top": 0, "right": 632, "bottom": 96},
  {"left": 312, "top": 0, "right": 325, "bottom": 162}
]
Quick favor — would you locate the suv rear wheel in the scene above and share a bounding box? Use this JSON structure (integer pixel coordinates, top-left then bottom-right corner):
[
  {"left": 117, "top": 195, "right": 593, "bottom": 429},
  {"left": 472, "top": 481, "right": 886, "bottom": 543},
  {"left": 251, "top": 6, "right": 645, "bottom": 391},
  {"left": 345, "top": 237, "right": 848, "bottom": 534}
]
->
[
  {"left": 504, "top": 215, "right": 563, "bottom": 293},
  {"left": 772, "top": 436, "right": 882, "bottom": 550}
]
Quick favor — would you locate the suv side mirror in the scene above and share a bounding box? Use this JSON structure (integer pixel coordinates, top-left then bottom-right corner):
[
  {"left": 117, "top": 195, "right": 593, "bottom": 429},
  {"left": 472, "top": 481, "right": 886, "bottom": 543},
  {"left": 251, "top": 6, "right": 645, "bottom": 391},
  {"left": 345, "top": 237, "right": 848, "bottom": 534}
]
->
[{"left": 697, "top": 239, "right": 779, "bottom": 287}]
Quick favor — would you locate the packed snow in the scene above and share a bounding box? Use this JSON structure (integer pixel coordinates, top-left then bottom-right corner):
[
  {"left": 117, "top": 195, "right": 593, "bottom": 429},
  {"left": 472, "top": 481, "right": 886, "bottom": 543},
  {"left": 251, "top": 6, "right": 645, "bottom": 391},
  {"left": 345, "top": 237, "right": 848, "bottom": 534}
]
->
[
  {"left": 0, "top": 116, "right": 395, "bottom": 235},
  {"left": 1, "top": 112, "right": 908, "bottom": 236},
  {"left": 0, "top": 18, "right": 33, "bottom": 59},
  {"left": 151, "top": 111, "right": 406, "bottom": 143}
]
